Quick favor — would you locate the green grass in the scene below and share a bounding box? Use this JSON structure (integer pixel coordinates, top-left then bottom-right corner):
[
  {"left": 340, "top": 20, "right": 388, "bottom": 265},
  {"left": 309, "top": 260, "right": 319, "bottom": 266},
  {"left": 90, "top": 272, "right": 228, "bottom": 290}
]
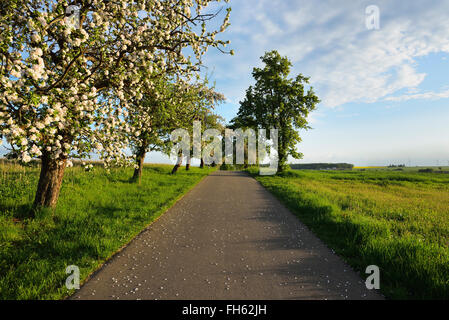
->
[
  {"left": 0, "top": 162, "right": 215, "bottom": 300},
  {"left": 247, "top": 168, "right": 449, "bottom": 299}
]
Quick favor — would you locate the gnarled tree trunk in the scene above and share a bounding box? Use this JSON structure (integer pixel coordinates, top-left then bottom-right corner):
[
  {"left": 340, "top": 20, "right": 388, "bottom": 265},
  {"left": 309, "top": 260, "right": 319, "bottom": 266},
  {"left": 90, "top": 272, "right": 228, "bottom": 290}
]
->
[
  {"left": 33, "top": 152, "right": 67, "bottom": 213},
  {"left": 132, "top": 147, "right": 146, "bottom": 183},
  {"left": 200, "top": 158, "right": 204, "bottom": 169}
]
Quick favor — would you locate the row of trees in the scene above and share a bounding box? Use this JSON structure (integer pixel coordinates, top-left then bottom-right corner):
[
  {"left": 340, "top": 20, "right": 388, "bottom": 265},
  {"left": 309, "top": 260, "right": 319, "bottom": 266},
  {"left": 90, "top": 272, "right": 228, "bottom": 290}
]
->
[
  {"left": 0, "top": 0, "right": 232, "bottom": 213},
  {"left": 388, "top": 164, "right": 406, "bottom": 168},
  {"left": 166, "top": 49, "right": 321, "bottom": 175},
  {"left": 1, "top": 2, "right": 319, "bottom": 214},
  {"left": 290, "top": 163, "right": 354, "bottom": 170}
]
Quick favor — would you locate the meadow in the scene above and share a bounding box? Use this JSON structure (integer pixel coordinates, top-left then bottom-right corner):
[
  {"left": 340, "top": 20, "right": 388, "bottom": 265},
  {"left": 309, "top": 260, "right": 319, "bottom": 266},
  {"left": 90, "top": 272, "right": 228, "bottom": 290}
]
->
[
  {"left": 248, "top": 168, "right": 449, "bottom": 299},
  {"left": 0, "top": 161, "right": 214, "bottom": 300}
]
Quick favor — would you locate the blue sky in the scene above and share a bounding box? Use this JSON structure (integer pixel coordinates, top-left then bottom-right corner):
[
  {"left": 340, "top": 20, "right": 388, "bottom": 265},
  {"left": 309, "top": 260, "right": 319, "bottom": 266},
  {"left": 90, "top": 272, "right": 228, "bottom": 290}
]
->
[
  {"left": 2, "top": 0, "right": 449, "bottom": 166},
  {"left": 199, "top": 0, "right": 449, "bottom": 166}
]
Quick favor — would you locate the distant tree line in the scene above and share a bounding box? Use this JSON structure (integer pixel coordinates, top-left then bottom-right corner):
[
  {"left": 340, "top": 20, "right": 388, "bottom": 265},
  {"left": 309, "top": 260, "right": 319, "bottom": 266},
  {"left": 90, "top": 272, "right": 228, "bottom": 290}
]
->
[
  {"left": 290, "top": 163, "right": 354, "bottom": 170},
  {"left": 388, "top": 164, "right": 406, "bottom": 168}
]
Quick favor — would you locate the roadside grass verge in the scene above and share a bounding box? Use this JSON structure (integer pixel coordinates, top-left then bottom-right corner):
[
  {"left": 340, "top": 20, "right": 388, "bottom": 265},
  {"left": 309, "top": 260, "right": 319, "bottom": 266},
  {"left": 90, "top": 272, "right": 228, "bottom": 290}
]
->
[
  {"left": 247, "top": 168, "right": 449, "bottom": 299},
  {"left": 0, "top": 163, "right": 214, "bottom": 299}
]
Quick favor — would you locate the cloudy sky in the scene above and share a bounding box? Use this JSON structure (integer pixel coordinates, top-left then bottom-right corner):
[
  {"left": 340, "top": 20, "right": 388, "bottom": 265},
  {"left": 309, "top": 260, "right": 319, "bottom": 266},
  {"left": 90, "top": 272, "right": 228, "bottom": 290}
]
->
[{"left": 199, "top": 0, "right": 449, "bottom": 166}]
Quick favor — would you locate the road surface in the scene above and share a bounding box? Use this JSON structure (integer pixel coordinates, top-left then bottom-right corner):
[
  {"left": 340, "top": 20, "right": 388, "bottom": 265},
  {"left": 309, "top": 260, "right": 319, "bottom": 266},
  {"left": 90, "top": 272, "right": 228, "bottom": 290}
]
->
[{"left": 70, "top": 171, "right": 382, "bottom": 300}]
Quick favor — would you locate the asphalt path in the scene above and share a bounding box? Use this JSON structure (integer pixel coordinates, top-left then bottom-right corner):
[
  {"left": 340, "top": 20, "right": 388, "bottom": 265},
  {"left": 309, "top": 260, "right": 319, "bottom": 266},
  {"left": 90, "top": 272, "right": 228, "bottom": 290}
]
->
[{"left": 71, "top": 171, "right": 382, "bottom": 300}]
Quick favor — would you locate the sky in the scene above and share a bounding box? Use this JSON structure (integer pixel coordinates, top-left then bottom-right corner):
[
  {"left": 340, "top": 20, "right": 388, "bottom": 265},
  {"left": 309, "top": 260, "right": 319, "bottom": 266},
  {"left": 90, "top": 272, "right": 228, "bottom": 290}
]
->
[
  {"left": 2, "top": 0, "right": 449, "bottom": 167},
  {"left": 197, "top": 0, "right": 449, "bottom": 167},
  {"left": 196, "top": 0, "right": 449, "bottom": 166}
]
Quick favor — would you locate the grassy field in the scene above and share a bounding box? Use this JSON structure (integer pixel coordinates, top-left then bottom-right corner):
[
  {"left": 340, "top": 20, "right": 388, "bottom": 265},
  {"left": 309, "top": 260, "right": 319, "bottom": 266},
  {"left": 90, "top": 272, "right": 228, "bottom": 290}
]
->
[
  {"left": 0, "top": 161, "right": 214, "bottom": 300},
  {"left": 248, "top": 168, "right": 449, "bottom": 299}
]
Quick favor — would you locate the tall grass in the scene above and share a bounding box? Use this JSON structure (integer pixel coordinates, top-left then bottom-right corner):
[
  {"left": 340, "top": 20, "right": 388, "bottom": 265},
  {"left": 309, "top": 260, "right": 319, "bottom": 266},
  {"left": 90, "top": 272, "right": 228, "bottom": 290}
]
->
[
  {"left": 248, "top": 168, "right": 449, "bottom": 299},
  {"left": 0, "top": 162, "right": 214, "bottom": 299}
]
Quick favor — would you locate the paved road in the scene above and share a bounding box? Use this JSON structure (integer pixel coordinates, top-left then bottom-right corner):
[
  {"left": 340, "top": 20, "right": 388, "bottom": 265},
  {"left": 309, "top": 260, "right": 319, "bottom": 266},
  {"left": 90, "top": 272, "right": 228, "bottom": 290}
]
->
[{"left": 71, "top": 171, "right": 382, "bottom": 300}]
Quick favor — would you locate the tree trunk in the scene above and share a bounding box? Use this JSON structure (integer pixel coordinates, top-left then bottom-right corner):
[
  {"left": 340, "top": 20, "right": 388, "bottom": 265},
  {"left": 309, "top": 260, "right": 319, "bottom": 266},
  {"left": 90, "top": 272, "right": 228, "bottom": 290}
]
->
[
  {"left": 200, "top": 158, "right": 204, "bottom": 169},
  {"left": 171, "top": 153, "right": 183, "bottom": 174},
  {"left": 186, "top": 155, "right": 191, "bottom": 171},
  {"left": 277, "top": 145, "right": 288, "bottom": 173},
  {"left": 132, "top": 148, "right": 146, "bottom": 183},
  {"left": 277, "top": 156, "right": 285, "bottom": 173},
  {"left": 277, "top": 127, "right": 287, "bottom": 173},
  {"left": 33, "top": 152, "right": 67, "bottom": 213}
]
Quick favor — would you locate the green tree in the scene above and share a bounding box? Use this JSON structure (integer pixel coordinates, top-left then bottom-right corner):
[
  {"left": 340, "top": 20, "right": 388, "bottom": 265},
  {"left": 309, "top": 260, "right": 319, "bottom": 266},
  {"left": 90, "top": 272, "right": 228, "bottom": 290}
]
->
[
  {"left": 197, "top": 111, "right": 225, "bottom": 169},
  {"left": 127, "top": 75, "right": 181, "bottom": 183},
  {"left": 232, "top": 50, "right": 319, "bottom": 173},
  {"left": 169, "top": 81, "right": 225, "bottom": 174}
]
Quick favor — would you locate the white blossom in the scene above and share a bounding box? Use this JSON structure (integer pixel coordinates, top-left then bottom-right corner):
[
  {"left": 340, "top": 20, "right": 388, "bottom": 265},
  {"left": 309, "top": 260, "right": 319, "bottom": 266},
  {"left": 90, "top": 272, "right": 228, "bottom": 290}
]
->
[{"left": 1, "top": 0, "right": 232, "bottom": 168}]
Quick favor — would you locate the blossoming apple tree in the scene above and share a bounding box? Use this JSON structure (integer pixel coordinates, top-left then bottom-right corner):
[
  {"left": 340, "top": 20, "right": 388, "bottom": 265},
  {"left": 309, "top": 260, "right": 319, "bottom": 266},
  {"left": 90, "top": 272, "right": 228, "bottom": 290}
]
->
[
  {"left": 0, "top": 0, "right": 232, "bottom": 211},
  {"left": 126, "top": 74, "right": 193, "bottom": 182}
]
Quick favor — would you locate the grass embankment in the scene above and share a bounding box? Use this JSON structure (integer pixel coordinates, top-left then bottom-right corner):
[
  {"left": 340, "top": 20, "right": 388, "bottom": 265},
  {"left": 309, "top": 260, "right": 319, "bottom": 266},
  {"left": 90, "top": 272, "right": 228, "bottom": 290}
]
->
[
  {"left": 0, "top": 162, "right": 214, "bottom": 299},
  {"left": 247, "top": 168, "right": 449, "bottom": 299}
]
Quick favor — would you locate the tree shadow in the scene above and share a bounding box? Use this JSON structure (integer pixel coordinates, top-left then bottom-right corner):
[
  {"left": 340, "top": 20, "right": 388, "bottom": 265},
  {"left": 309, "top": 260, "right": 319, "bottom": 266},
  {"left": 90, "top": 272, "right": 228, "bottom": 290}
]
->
[{"left": 0, "top": 203, "right": 35, "bottom": 220}]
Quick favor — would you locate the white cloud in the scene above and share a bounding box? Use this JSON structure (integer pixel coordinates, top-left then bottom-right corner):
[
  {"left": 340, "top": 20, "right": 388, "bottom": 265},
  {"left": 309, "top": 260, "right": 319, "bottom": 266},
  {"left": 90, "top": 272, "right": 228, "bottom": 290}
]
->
[
  {"left": 385, "top": 88, "right": 449, "bottom": 102},
  {"left": 205, "top": 0, "right": 449, "bottom": 108}
]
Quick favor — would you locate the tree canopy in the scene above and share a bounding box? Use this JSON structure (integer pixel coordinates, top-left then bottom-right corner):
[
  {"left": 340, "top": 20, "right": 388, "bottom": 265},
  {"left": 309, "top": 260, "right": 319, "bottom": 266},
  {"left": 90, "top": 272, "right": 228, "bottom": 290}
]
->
[{"left": 231, "top": 50, "right": 319, "bottom": 172}]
